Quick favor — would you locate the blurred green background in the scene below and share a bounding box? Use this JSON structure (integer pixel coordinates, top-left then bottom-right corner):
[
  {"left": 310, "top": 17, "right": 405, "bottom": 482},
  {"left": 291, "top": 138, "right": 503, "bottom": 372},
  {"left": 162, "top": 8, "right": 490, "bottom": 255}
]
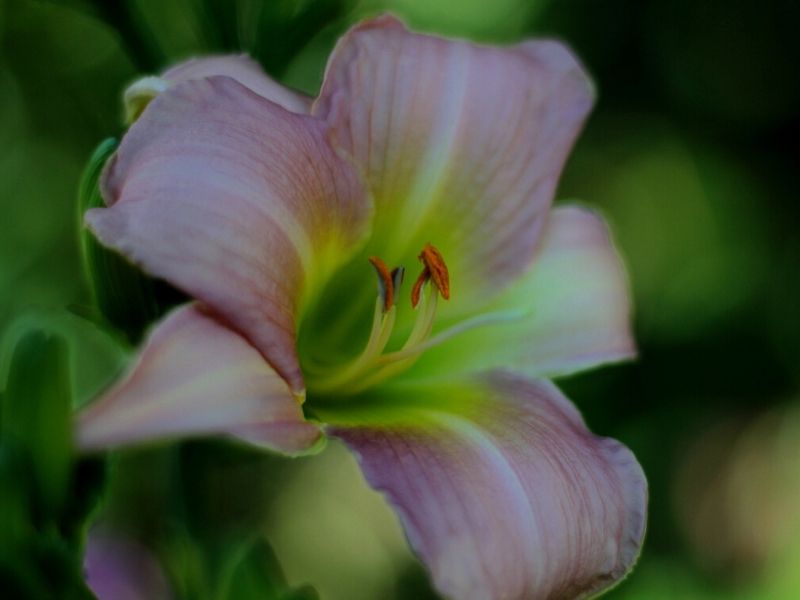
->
[{"left": 1, "top": 0, "right": 799, "bottom": 598}]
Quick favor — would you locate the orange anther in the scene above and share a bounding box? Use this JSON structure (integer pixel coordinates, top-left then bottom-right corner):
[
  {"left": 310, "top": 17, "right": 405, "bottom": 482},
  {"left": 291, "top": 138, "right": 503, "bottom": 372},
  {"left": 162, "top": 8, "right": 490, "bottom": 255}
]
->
[
  {"left": 410, "top": 243, "right": 450, "bottom": 308},
  {"left": 418, "top": 243, "right": 450, "bottom": 300}
]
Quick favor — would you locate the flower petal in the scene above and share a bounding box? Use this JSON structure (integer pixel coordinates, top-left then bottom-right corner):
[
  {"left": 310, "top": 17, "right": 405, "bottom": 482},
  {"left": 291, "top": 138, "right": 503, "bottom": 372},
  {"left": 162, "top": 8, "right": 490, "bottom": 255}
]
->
[
  {"left": 76, "top": 304, "right": 322, "bottom": 454},
  {"left": 84, "top": 529, "right": 172, "bottom": 600},
  {"left": 315, "top": 15, "right": 594, "bottom": 310},
  {"left": 407, "top": 205, "right": 635, "bottom": 382},
  {"left": 124, "top": 55, "right": 310, "bottom": 124},
  {"left": 162, "top": 55, "right": 312, "bottom": 113},
  {"left": 88, "top": 76, "right": 371, "bottom": 392},
  {"left": 325, "top": 372, "right": 647, "bottom": 600}
]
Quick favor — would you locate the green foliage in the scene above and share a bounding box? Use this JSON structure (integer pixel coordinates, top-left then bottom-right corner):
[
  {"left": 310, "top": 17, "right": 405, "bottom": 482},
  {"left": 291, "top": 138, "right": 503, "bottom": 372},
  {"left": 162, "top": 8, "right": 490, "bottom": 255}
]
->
[
  {"left": 156, "top": 528, "right": 319, "bottom": 600},
  {"left": 171, "top": 441, "right": 320, "bottom": 600},
  {"left": 223, "top": 539, "right": 319, "bottom": 600},
  {"left": 2, "top": 329, "right": 72, "bottom": 514},
  {"left": 0, "top": 326, "right": 106, "bottom": 599},
  {"left": 246, "top": 0, "right": 355, "bottom": 78}
]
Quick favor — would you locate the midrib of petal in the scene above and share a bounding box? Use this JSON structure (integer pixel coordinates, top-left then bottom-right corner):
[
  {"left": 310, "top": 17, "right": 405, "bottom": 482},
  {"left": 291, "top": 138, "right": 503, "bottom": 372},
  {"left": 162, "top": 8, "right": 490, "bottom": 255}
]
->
[
  {"left": 424, "top": 408, "right": 544, "bottom": 599},
  {"left": 384, "top": 44, "right": 470, "bottom": 261},
  {"left": 90, "top": 364, "right": 278, "bottom": 424}
]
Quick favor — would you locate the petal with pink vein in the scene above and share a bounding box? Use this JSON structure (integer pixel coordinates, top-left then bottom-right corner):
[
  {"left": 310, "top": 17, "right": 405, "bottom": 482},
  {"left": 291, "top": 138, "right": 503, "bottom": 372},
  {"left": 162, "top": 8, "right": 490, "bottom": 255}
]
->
[
  {"left": 88, "top": 75, "right": 371, "bottom": 392},
  {"left": 325, "top": 372, "right": 646, "bottom": 600},
  {"left": 407, "top": 205, "right": 636, "bottom": 383},
  {"left": 162, "top": 54, "right": 311, "bottom": 113},
  {"left": 124, "top": 55, "right": 310, "bottom": 123},
  {"left": 316, "top": 15, "right": 594, "bottom": 313},
  {"left": 76, "top": 304, "right": 322, "bottom": 455}
]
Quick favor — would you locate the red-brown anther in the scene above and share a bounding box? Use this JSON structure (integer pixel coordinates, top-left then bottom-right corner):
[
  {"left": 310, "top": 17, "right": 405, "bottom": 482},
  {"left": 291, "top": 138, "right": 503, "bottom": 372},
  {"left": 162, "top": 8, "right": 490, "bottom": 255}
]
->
[
  {"left": 369, "top": 256, "right": 395, "bottom": 312},
  {"left": 420, "top": 243, "right": 450, "bottom": 300},
  {"left": 410, "top": 243, "right": 451, "bottom": 308}
]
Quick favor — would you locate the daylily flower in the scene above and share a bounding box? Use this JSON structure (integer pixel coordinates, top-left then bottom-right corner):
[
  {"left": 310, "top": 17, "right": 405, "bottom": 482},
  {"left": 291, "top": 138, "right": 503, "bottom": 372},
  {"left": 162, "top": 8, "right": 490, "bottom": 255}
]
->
[{"left": 77, "top": 15, "right": 647, "bottom": 600}]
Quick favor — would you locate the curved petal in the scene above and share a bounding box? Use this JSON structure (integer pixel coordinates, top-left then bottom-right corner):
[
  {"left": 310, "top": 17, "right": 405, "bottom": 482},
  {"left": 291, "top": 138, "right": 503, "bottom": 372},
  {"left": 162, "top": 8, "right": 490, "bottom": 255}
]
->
[
  {"left": 315, "top": 15, "right": 594, "bottom": 313},
  {"left": 405, "top": 205, "right": 635, "bottom": 383},
  {"left": 75, "top": 304, "right": 322, "bottom": 454},
  {"left": 88, "top": 76, "right": 371, "bottom": 392},
  {"left": 124, "top": 55, "right": 311, "bottom": 124},
  {"left": 324, "top": 372, "right": 647, "bottom": 600},
  {"left": 162, "top": 55, "right": 312, "bottom": 113}
]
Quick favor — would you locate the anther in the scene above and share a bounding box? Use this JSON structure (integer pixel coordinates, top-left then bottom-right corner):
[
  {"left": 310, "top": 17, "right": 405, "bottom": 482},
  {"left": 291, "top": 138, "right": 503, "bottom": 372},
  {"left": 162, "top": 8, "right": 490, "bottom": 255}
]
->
[
  {"left": 411, "top": 243, "right": 450, "bottom": 308},
  {"left": 309, "top": 247, "right": 459, "bottom": 395},
  {"left": 369, "top": 256, "right": 395, "bottom": 312}
]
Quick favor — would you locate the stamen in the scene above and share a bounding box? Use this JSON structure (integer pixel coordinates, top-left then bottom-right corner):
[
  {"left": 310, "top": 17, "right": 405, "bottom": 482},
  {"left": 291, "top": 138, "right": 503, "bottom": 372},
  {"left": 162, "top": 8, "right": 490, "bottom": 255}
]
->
[
  {"left": 391, "top": 267, "right": 405, "bottom": 296},
  {"left": 310, "top": 297, "right": 396, "bottom": 393},
  {"left": 411, "top": 267, "right": 430, "bottom": 308},
  {"left": 411, "top": 243, "right": 450, "bottom": 308},
  {"left": 309, "top": 245, "right": 465, "bottom": 395},
  {"left": 369, "top": 256, "right": 395, "bottom": 312},
  {"left": 419, "top": 243, "right": 450, "bottom": 299},
  {"left": 347, "top": 287, "right": 439, "bottom": 394},
  {"left": 310, "top": 256, "right": 401, "bottom": 393}
]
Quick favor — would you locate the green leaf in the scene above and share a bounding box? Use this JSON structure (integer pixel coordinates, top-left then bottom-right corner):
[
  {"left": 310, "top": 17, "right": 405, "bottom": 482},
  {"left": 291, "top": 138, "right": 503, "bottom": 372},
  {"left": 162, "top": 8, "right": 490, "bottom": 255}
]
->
[
  {"left": 39, "top": 0, "right": 165, "bottom": 71},
  {"left": 0, "top": 439, "right": 35, "bottom": 549},
  {"left": 0, "top": 437, "right": 99, "bottom": 600},
  {"left": 222, "top": 539, "right": 318, "bottom": 600},
  {"left": 0, "top": 327, "right": 103, "bottom": 598},
  {"left": 78, "top": 138, "right": 186, "bottom": 345},
  {"left": 1, "top": 328, "right": 73, "bottom": 517},
  {"left": 248, "top": 0, "right": 355, "bottom": 78},
  {"left": 280, "top": 585, "right": 319, "bottom": 600},
  {"left": 58, "top": 457, "right": 107, "bottom": 546}
]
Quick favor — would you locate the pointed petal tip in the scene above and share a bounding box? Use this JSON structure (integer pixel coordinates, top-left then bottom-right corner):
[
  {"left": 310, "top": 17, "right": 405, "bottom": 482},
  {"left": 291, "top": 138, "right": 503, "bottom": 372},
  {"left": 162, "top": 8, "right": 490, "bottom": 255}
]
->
[
  {"left": 74, "top": 305, "right": 319, "bottom": 456},
  {"left": 516, "top": 37, "right": 596, "bottom": 102},
  {"left": 349, "top": 12, "right": 408, "bottom": 34},
  {"left": 293, "top": 388, "right": 307, "bottom": 404},
  {"left": 231, "top": 419, "right": 326, "bottom": 457},
  {"left": 83, "top": 205, "right": 122, "bottom": 243}
]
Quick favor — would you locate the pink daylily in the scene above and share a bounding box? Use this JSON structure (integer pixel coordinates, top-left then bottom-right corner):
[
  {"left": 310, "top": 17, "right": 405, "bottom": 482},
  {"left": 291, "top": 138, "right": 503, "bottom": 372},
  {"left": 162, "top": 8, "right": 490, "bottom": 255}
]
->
[{"left": 77, "top": 15, "right": 646, "bottom": 600}]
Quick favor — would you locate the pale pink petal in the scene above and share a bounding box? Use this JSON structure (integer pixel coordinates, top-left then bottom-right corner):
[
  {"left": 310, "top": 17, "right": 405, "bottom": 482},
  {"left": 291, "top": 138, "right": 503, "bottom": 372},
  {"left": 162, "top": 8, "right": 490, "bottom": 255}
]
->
[
  {"left": 76, "top": 304, "right": 322, "bottom": 454},
  {"left": 326, "top": 372, "right": 646, "bottom": 600},
  {"left": 408, "top": 206, "right": 636, "bottom": 382},
  {"left": 88, "top": 76, "right": 371, "bottom": 392},
  {"left": 162, "top": 55, "right": 311, "bottom": 113},
  {"left": 315, "top": 15, "right": 594, "bottom": 310}
]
